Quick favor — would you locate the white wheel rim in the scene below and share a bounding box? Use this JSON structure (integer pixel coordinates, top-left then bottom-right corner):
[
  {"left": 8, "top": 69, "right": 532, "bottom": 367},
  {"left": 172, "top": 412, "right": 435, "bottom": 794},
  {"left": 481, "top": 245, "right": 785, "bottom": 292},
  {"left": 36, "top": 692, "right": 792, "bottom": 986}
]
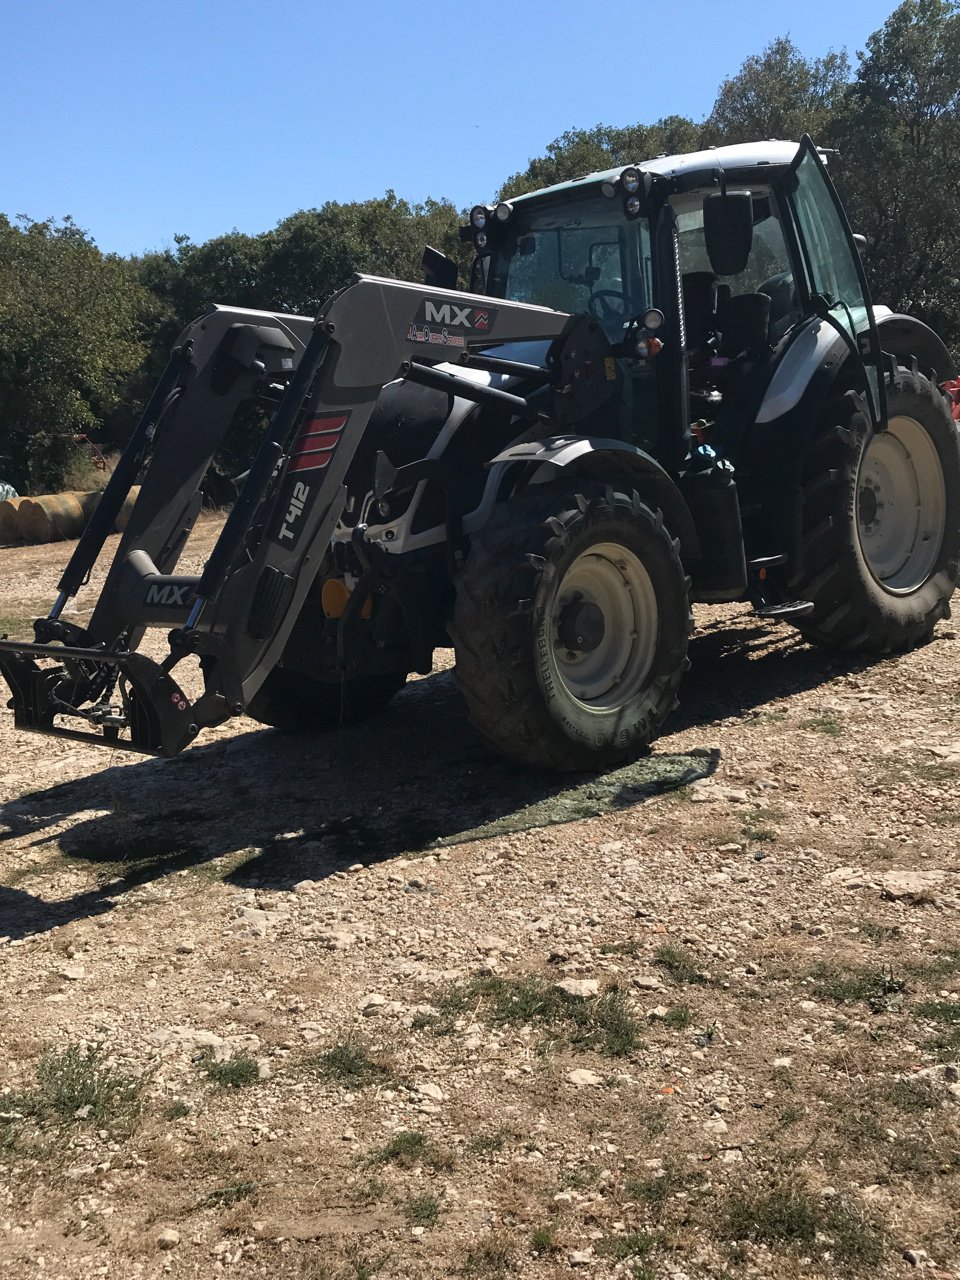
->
[
  {"left": 856, "top": 415, "right": 945, "bottom": 593},
  {"left": 545, "top": 542, "right": 658, "bottom": 710}
]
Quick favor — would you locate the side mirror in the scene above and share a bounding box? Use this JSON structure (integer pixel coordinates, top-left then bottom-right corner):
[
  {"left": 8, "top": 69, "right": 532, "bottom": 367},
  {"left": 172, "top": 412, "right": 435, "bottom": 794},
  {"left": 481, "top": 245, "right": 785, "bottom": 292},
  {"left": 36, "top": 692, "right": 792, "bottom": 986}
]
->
[
  {"left": 703, "top": 191, "right": 754, "bottom": 277},
  {"left": 422, "top": 246, "right": 458, "bottom": 291},
  {"left": 852, "top": 233, "right": 868, "bottom": 256}
]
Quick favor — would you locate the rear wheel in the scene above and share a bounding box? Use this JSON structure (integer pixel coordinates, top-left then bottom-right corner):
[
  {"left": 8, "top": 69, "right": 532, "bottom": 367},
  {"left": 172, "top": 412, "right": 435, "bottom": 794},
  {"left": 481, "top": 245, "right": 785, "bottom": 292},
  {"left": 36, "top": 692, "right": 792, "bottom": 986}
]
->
[
  {"left": 246, "top": 667, "right": 405, "bottom": 732},
  {"left": 791, "top": 365, "right": 960, "bottom": 651},
  {"left": 451, "top": 484, "right": 692, "bottom": 771}
]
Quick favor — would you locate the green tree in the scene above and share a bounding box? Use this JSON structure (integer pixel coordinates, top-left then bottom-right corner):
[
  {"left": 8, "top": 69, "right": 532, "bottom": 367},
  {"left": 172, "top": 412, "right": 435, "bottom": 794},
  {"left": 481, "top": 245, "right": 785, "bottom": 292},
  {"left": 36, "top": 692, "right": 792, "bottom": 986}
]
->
[
  {"left": 0, "top": 216, "right": 152, "bottom": 492},
  {"left": 498, "top": 116, "right": 706, "bottom": 199},
  {"left": 833, "top": 0, "right": 960, "bottom": 345},
  {"left": 707, "top": 37, "right": 850, "bottom": 143}
]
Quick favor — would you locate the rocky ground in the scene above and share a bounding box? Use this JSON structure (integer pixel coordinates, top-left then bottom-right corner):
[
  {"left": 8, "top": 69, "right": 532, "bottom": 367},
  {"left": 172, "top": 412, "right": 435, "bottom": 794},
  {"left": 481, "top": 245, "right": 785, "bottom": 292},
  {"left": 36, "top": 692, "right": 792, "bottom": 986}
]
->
[{"left": 1, "top": 520, "right": 959, "bottom": 1280}]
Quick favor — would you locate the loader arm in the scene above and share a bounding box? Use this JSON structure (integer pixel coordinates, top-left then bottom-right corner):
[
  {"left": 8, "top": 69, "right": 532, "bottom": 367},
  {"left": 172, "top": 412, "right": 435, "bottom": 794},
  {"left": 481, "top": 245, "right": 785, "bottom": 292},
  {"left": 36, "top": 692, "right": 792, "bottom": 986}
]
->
[{"left": 0, "top": 274, "right": 617, "bottom": 756}]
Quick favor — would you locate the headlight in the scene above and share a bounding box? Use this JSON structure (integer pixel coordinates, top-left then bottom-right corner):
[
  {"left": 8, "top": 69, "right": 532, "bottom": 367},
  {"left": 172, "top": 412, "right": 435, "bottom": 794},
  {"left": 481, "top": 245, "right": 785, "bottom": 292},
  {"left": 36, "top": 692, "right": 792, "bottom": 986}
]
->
[
  {"left": 474, "top": 230, "right": 488, "bottom": 250},
  {"left": 470, "top": 205, "right": 488, "bottom": 230},
  {"left": 643, "top": 308, "right": 665, "bottom": 331},
  {"left": 495, "top": 201, "right": 513, "bottom": 222},
  {"left": 620, "top": 167, "right": 642, "bottom": 194}
]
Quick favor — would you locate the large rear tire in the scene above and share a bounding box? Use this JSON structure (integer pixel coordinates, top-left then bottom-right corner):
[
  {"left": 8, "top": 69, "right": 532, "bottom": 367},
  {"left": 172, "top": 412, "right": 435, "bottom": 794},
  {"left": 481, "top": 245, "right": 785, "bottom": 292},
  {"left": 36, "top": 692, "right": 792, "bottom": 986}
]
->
[
  {"left": 791, "top": 365, "right": 960, "bottom": 652},
  {"left": 246, "top": 667, "right": 406, "bottom": 732},
  {"left": 450, "top": 485, "right": 692, "bottom": 771}
]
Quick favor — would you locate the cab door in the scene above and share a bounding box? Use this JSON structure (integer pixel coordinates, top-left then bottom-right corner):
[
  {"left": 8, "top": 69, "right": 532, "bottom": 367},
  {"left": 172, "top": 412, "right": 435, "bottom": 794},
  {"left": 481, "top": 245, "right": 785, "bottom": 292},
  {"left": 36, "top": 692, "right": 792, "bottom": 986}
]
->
[{"left": 787, "top": 134, "right": 887, "bottom": 427}]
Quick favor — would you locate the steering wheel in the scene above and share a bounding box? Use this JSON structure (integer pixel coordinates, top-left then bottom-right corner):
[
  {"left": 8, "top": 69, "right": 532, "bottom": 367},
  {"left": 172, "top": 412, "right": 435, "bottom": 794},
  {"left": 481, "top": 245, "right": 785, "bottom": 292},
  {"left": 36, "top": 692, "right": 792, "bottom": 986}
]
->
[{"left": 588, "top": 290, "right": 629, "bottom": 324}]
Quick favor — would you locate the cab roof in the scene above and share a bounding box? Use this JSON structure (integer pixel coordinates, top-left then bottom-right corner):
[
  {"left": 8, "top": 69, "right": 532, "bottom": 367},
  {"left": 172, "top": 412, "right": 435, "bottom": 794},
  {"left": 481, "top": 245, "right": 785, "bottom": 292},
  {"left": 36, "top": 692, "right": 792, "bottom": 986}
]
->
[{"left": 509, "top": 140, "right": 803, "bottom": 206}]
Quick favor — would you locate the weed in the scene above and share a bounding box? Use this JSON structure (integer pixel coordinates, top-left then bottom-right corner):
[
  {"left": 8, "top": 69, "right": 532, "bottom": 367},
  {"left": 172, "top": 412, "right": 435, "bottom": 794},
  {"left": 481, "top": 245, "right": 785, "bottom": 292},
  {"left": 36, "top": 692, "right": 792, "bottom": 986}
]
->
[
  {"left": 463, "top": 1230, "right": 514, "bottom": 1275},
  {"left": 914, "top": 999, "right": 960, "bottom": 1026},
  {"left": 624, "top": 1162, "right": 703, "bottom": 1222},
  {"left": 163, "top": 1101, "right": 191, "bottom": 1120},
  {"left": 202, "top": 1180, "right": 259, "bottom": 1208},
  {"left": 598, "top": 1230, "right": 655, "bottom": 1261},
  {"left": 598, "top": 941, "right": 641, "bottom": 957},
  {"left": 857, "top": 921, "right": 902, "bottom": 944},
  {"left": 562, "top": 1163, "right": 599, "bottom": 1189},
  {"left": 468, "top": 1129, "right": 509, "bottom": 1156},
  {"left": 423, "top": 975, "right": 641, "bottom": 1057},
  {"left": 811, "top": 963, "right": 906, "bottom": 1011},
  {"left": 370, "top": 1129, "right": 426, "bottom": 1167},
  {"left": 529, "top": 1223, "right": 558, "bottom": 1254},
  {"left": 654, "top": 944, "right": 706, "bottom": 985},
  {"left": 742, "top": 825, "right": 777, "bottom": 843},
  {"left": 801, "top": 715, "right": 843, "bottom": 737},
  {"left": 658, "top": 1004, "right": 695, "bottom": 1029},
  {"left": 203, "top": 1052, "right": 260, "bottom": 1089},
  {"left": 312, "top": 1036, "right": 396, "bottom": 1088},
  {"left": 8, "top": 1045, "right": 143, "bottom": 1134},
  {"left": 721, "top": 1177, "right": 883, "bottom": 1266},
  {"left": 403, "top": 1193, "right": 441, "bottom": 1227}
]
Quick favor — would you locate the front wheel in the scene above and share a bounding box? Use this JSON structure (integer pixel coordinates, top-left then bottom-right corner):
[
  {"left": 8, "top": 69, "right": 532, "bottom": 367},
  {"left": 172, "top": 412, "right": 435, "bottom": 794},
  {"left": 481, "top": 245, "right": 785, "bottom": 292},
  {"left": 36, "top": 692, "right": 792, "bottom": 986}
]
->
[
  {"left": 450, "top": 485, "right": 692, "bottom": 771},
  {"left": 791, "top": 365, "right": 960, "bottom": 652}
]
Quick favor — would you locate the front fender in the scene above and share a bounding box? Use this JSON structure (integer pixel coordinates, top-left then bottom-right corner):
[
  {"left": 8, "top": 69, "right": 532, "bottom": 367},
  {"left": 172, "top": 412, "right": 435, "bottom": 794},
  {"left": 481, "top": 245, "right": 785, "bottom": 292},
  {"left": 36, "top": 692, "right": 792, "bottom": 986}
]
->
[
  {"left": 876, "top": 313, "right": 955, "bottom": 381},
  {"left": 483, "top": 436, "right": 701, "bottom": 559}
]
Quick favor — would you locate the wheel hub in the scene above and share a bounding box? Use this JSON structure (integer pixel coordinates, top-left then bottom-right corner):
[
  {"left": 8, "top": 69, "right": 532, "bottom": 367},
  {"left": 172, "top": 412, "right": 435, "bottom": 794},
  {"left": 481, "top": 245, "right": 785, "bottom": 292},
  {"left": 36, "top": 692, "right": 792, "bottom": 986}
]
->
[
  {"left": 556, "top": 598, "right": 605, "bottom": 653},
  {"left": 856, "top": 413, "right": 945, "bottom": 593}
]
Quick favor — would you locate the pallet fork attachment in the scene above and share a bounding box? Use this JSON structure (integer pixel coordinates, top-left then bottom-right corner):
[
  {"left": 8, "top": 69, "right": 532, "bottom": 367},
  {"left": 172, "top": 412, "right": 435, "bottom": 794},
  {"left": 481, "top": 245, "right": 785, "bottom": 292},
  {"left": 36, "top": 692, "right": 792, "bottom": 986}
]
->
[{"left": 0, "top": 276, "right": 616, "bottom": 756}]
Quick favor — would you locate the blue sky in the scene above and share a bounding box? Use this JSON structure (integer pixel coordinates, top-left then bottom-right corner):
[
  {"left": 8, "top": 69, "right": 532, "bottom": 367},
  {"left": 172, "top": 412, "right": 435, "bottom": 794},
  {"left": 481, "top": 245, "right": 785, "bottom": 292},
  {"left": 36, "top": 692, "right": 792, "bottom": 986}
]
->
[{"left": 1, "top": 0, "right": 897, "bottom": 257}]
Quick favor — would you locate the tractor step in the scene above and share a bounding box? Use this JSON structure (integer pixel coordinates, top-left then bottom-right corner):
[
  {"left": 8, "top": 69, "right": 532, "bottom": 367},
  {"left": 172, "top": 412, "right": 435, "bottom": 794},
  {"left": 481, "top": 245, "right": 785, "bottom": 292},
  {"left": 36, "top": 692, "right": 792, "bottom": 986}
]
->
[{"left": 747, "top": 555, "right": 814, "bottom": 619}]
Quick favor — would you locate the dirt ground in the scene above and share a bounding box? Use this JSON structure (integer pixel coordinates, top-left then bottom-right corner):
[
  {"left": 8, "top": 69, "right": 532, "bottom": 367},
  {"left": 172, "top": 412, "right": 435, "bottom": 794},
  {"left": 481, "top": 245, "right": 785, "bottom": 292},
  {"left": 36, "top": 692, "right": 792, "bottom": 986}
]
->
[{"left": 1, "top": 519, "right": 959, "bottom": 1280}]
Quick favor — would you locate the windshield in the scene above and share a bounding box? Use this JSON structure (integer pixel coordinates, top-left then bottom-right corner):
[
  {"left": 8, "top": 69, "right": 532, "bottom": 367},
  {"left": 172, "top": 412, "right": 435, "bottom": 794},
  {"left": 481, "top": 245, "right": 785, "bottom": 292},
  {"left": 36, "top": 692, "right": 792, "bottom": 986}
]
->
[{"left": 486, "top": 196, "right": 653, "bottom": 340}]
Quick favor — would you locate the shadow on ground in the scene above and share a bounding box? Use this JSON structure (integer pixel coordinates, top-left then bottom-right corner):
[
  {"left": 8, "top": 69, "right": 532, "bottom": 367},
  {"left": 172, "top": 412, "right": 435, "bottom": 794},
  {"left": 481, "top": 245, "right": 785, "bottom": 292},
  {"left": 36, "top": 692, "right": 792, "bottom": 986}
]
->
[
  {"left": 1, "top": 607, "right": 929, "bottom": 940},
  {"left": 1, "top": 669, "right": 715, "bottom": 940}
]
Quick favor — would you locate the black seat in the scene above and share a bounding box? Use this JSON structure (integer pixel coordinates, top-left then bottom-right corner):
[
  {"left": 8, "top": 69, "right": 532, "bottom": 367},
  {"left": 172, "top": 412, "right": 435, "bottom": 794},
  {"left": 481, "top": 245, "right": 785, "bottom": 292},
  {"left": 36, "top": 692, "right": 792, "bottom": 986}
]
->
[{"left": 717, "top": 292, "right": 772, "bottom": 359}]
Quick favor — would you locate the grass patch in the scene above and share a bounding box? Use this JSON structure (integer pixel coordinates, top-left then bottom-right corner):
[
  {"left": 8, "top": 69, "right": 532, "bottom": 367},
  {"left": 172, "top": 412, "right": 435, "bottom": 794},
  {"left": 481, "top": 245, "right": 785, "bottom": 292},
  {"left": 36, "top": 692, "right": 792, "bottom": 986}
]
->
[
  {"left": 914, "top": 1000, "right": 960, "bottom": 1056},
  {"left": 367, "top": 1129, "right": 453, "bottom": 1173},
  {"left": 6, "top": 1045, "right": 144, "bottom": 1135},
  {"left": 598, "top": 940, "right": 641, "bottom": 957},
  {"left": 467, "top": 1129, "right": 510, "bottom": 1156},
  {"left": 463, "top": 1230, "right": 515, "bottom": 1275},
  {"left": 657, "top": 1004, "right": 695, "bottom": 1030},
  {"left": 312, "top": 1036, "right": 397, "bottom": 1088},
  {"left": 402, "top": 1193, "right": 441, "bottom": 1227},
  {"left": 203, "top": 1052, "right": 260, "bottom": 1089},
  {"left": 811, "top": 963, "right": 906, "bottom": 1011},
  {"left": 857, "top": 921, "right": 902, "bottom": 944},
  {"left": 529, "top": 1223, "right": 558, "bottom": 1254},
  {"left": 654, "top": 943, "right": 707, "bottom": 985},
  {"left": 598, "top": 1229, "right": 655, "bottom": 1261},
  {"left": 721, "top": 1176, "right": 883, "bottom": 1266},
  {"left": 624, "top": 1162, "right": 703, "bottom": 1223},
  {"left": 163, "top": 1100, "right": 191, "bottom": 1120},
  {"left": 421, "top": 975, "right": 641, "bottom": 1057},
  {"left": 202, "top": 1180, "right": 259, "bottom": 1208},
  {"left": 800, "top": 715, "right": 844, "bottom": 737}
]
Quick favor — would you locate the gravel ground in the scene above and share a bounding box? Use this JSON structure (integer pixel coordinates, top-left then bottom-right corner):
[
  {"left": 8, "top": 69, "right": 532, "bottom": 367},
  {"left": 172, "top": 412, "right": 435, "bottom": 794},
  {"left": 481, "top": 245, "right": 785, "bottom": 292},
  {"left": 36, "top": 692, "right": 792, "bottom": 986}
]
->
[{"left": 1, "top": 521, "right": 958, "bottom": 1280}]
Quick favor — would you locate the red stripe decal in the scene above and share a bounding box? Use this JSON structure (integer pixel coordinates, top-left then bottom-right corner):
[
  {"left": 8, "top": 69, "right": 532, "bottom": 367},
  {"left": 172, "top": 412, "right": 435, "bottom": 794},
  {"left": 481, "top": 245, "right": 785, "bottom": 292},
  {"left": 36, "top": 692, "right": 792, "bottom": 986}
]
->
[
  {"left": 289, "top": 453, "right": 334, "bottom": 473},
  {"left": 294, "top": 431, "right": 342, "bottom": 452},
  {"left": 304, "top": 414, "right": 349, "bottom": 431}
]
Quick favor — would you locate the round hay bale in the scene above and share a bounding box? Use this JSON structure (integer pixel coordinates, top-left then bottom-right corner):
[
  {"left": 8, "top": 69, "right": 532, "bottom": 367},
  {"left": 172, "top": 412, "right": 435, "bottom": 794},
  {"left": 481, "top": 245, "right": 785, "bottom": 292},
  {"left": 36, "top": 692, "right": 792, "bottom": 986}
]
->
[
  {"left": 17, "top": 493, "right": 85, "bottom": 544},
  {"left": 0, "top": 496, "right": 27, "bottom": 544},
  {"left": 115, "top": 486, "right": 141, "bottom": 533},
  {"left": 76, "top": 490, "right": 103, "bottom": 520}
]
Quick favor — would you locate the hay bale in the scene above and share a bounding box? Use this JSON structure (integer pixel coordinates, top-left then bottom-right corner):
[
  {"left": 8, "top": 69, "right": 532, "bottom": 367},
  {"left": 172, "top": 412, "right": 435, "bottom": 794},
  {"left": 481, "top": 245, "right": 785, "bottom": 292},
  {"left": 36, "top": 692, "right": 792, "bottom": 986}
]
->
[
  {"left": 0, "top": 496, "right": 26, "bottom": 544},
  {"left": 17, "top": 493, "right": 86, "bottom": 543},
  {"left": 115, "top": 486, "right": 141, "bottom": 532}
]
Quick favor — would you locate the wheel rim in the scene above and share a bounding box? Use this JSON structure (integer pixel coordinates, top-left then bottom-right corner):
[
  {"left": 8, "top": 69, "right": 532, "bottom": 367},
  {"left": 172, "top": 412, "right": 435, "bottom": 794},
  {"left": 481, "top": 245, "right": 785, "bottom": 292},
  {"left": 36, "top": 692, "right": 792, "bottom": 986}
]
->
[
  {"left": 856, "top": 415, "right": 946, "bottom": 593},
  {"left": 545, "top": 542, "right": 658, "bottom": 710}
]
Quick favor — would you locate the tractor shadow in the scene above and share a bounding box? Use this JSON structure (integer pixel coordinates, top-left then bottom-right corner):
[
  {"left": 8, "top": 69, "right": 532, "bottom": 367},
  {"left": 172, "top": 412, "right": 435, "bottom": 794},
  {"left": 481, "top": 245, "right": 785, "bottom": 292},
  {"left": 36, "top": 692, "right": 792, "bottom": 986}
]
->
[
  {"left": 1, "top": 669, "right": 714, "bottom": 941},
  {"left": 0, "top": 608, "right": 924, "bottom": 940}
]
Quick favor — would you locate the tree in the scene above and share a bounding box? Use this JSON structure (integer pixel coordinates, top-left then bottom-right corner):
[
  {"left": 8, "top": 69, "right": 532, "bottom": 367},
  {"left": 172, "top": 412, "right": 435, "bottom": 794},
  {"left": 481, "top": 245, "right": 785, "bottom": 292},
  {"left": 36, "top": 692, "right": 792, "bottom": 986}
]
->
[
  {"left": 0, "top": 216, "right": 152, "bottom": 492},
  {"left": 708, "top": 37, "right": 851, "bottom": 144},
  {"left": 498, "top": 116, "right": 706, "bottom": 199},
  {"left": 833, "top": 0, "right": 960, "bottom": 346}
]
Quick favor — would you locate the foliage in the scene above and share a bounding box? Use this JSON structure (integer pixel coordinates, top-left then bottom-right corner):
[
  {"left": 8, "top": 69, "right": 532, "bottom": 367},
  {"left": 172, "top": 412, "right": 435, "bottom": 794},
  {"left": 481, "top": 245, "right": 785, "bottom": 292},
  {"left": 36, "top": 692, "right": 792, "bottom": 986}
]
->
[{"left": 0, "top": 216, "right": 152, "bottom": 492}]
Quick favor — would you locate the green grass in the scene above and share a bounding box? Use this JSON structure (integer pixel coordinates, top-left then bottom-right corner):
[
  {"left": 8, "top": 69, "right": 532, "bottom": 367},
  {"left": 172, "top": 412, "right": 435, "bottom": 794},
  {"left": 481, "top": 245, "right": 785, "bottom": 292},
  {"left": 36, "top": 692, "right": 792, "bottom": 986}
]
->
[
  {"left": 913, "top": 1000, "right": 960, "bottom": 1056},
  {"left": 312, "top": 1036, "right": 396, "bottom": 1088},
  {"left": 857, "top": 921, "right": 902, "bottom": 944},
  {"left": 657, "top": 1004, "right": 695, "bottom": 1029},
  {"left": 402, "top": 1193, "right": 441, "bottom": 1227},
  {"left": 202, "top": 1052, "right": 260, "bottom": 1089},
  {"left": 367, "top": 1129, "right": 453, "bottom": 1172},
  {"left": 810, "top": 963, "right": 906, "bottom": 1011},
  {"left": 800, "top": 715, "right": 844, "bottom": 737},
  {"left": 420, "top": 975, "right": 641, "bottom": 1057},
  {"left": 163, "top": 1100, "right": 191, "bottom": 1120},
  {"left": 721, "top": 1177, "right": 883, "bottom": 1266},
  {"left": 201, "top": 1180, "right": 259, "bottom": 1208},
  {"left": 654, "top": 943, "right": 707, "bottom": 985},
  {"left": 598, "top": 1230, "right": 655, "bottom": 1261},
  {"left": 6, "top": 1045, "right": 144, "bottom": 1135},
  {"left": 463, "top": 1231, "right": 515, "bottom": 1275},
  {"left": 529, "top": 1223, "right": 558, "bottom": 1254},
  {"left": 467, "top": 1129, "right": 510, "bottom": 1156}
]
